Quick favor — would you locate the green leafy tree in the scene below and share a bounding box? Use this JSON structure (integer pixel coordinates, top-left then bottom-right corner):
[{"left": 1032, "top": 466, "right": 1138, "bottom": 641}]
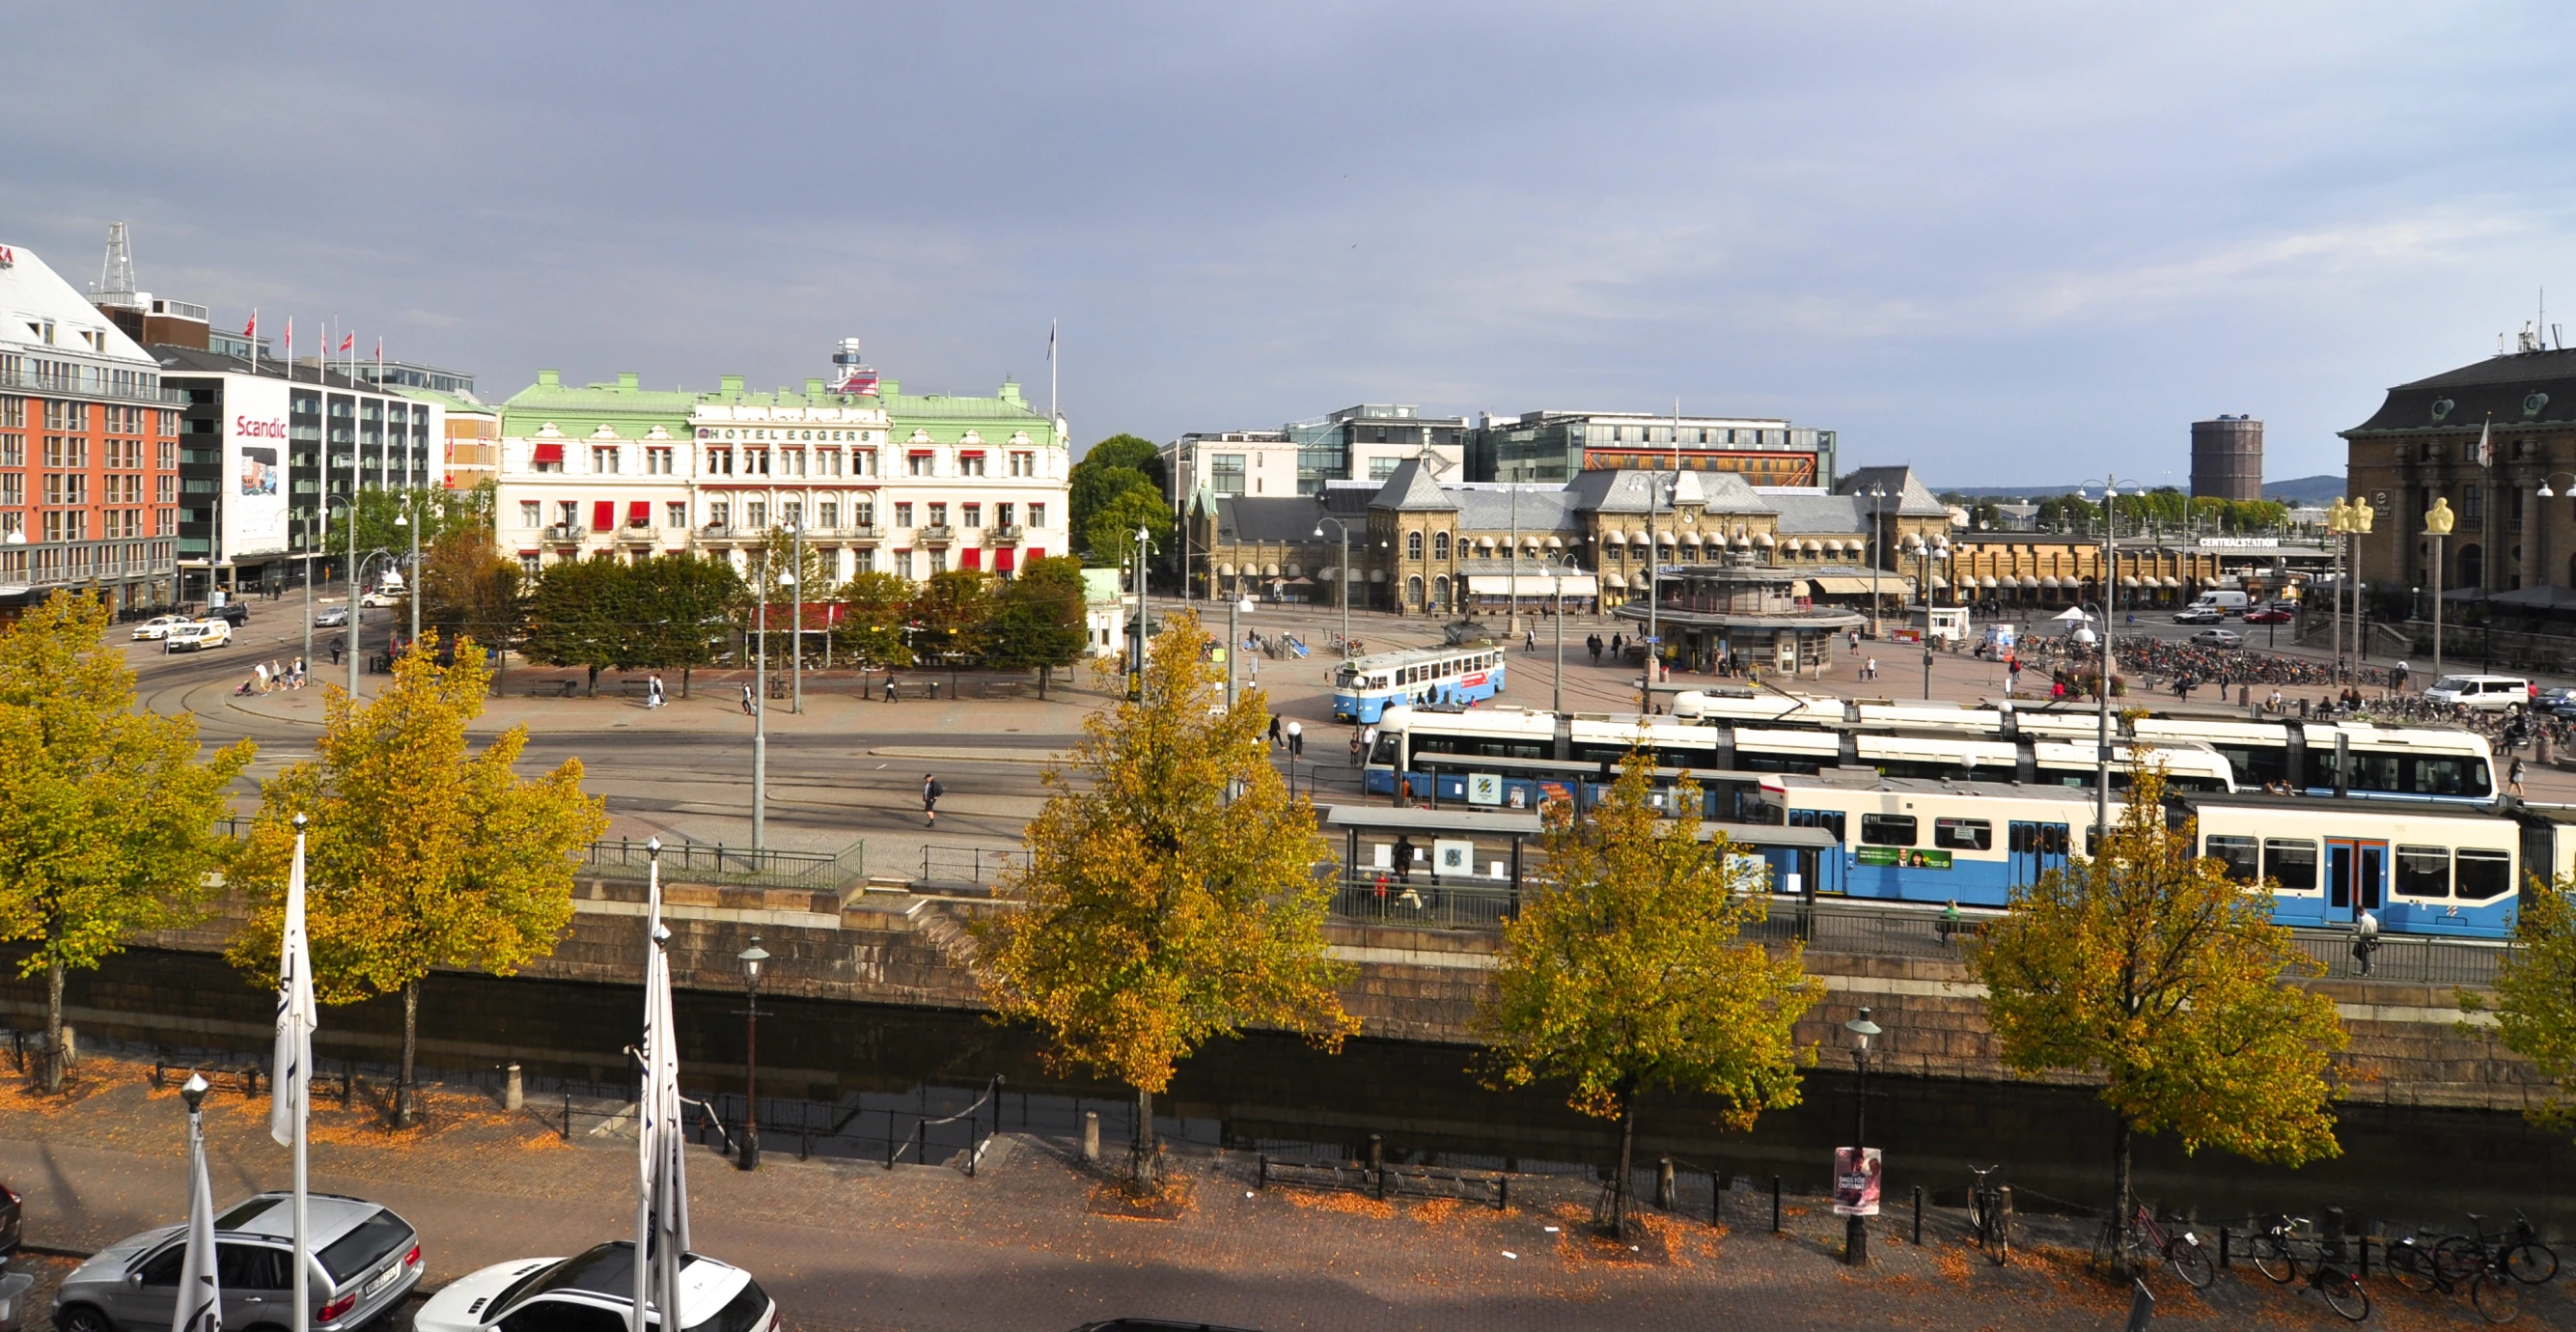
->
[
  {"left": 985, "top": 555, "right": 1090, "bottom": 698},
  {"left": 519, "top": 557, "right": 634, "bottom": 696},
  {"left": 0, "top": 595, "right": 254, "bottom": 1091},
  {"left": 1480, "top": 750, "right": 1822, "bottom": 1237},
  {"left": 830, "top": 570, "right": 918, "bottom": 673},
  {"left": 1068, "top": 430, "right": 1165, "bottom": 559},
  {"left": 418, "top": 530, "right": 524, "bottom": 695},
  {"left": 1970, "top": 763, "right": 2347, "bottom": 1269},
  {"left": 228, "top": 636, "right": 607, "bottom": 1125},
  {"left": 1085, "top": 483, "right": 1173, "bottom": 569},
  {"left": 2463, "top": 874, "right": 2576, "bottom": 1137},
  {"left": 912, "top": 569, "right": 993, "bottom": 691},
  {"left": 631, "top": 553, "right": 741, "bottom": 698},
  {"left": 976, "top": 612, "right": 1354, "bottom": 1193}
]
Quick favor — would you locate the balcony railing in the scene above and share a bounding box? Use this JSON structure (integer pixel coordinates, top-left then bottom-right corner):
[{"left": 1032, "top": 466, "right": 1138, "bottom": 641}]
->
[
  {"left": 0, "top": 364, "right": 187, "bottom": 406},
  {"left": 616, "top": 522, "right": 660, "bottom": 541},
  {"left": 987, "top": 524, "right": 1025, "bottom": 543},
  {"left": 918, "top": 524, "right": 956, "bottom": 542},
  {"left": 542, "top": 524, "right": 582, "bottom": 541}
]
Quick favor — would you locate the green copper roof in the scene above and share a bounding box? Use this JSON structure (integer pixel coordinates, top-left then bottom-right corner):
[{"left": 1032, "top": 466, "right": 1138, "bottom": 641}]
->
[{"left": 497, "top": 370, "right": 1052, "bottom": 440}]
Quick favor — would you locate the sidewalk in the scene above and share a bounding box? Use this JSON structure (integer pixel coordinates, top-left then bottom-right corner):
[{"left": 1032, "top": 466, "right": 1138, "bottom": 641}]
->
[{"left": 8, "top": 1054, "right": 2562, "bottom": 1331}]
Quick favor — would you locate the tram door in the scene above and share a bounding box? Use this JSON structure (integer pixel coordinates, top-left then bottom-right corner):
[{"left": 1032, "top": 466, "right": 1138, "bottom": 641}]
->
[
  {"left": 2008, "top": 821, "right": 2070, "bottom": 887},
  {"left": 2323, "top": 839, "right": 2386, "bottom": 923}
]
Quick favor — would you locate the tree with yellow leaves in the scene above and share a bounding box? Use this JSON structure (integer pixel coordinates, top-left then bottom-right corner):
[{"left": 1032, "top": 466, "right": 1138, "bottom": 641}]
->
[
  {"left": 1480, "top": 750, "right": 1822, "bottom": 1238},
  {"left": 0, "top": 594, "right": 253, "bottom": 1092},
  {"left": 2464, "top": 873, "right": 2576, "bottom": 1137},
  {"left": 228, "top": 635, "right": 607, "bottom": 1125},
  {"left": 975, "top": 611, "right": 1355, "bottom": 1194},
  {"left": 1970, "top": 762, "right": 2346, "bottom": 1271}
]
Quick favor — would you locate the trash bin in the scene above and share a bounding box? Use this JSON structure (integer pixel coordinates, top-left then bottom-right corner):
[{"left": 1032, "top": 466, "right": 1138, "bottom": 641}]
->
[{"left": 0, "top": 1268, "right": 40, "bottom": 1332}]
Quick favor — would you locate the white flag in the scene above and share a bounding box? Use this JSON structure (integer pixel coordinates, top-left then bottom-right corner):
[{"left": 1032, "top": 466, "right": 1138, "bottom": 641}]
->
[
  {"left": 633, "top": 858, "right": 689, "bottom": 1332},
  {"left": 2478, "top": 417, "right": 2494, "bottom": 468},
  {"left": 269, "top": 831, "right": 318, "bottom": 1147},
  {"left": 173, "top": 1083, "right": 222, "bottom": 1332}
]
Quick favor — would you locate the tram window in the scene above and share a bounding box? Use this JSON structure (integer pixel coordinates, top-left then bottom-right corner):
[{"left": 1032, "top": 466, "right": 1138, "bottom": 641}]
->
[
  {"left": 2214, "top": 745, "right": 2289, "bottom": 787},
  {"left": 1787, "top": 809, "right": 1846, "bottom": 841},
  {"left": 1859, "top": 815, "right": 1917, "bottom": 847},
  {"left": 2203, "top": 835, "right": 2259, "bottom": 884},
  {"left": 1933, "top": 818, "right": 1992, "bottom": 851},
  {"left": 1572, "top": 744, "right": 1633, "bottom": 764},
  {"left": 2394, "top": 846, "right": 2451, "bottom": 898},
  {"left": 2406, "top": 756, "right": 2491, "bottom": 798},
  {"left": 2455, "top": 849, "right": 2511, "bottom": 901},
  {"left": 1368, "top": 735, "right": 1401, "bottom": 764},
  {"left": 2339, "top": 753, "right": 2400, "bottom": 792},
  {"left": 2263, "top": 839, "right": 2318, "bottom": 892}
]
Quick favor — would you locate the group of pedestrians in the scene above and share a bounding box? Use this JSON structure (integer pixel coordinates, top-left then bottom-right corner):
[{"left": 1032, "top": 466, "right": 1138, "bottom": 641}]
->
[
  {"left": 1583, "top": 633, "right": 1630, "bottom": 665},
  {"left": 239, "top": 657, "right": 308, "bottom": 695}
]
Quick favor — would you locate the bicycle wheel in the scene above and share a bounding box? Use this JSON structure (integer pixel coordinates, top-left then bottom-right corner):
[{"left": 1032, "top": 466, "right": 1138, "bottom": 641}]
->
[
  {"left": 2317, "top": 1270, "right": 2370, "bottom": 1323},
  {"left": 2437, "top": 1235, "right": 2488, "bottom": 1284},
  {"left": 2473, "top": 1270, "right": 2523, "bottom": 1324},
  {"left": 2505, "top": 1239, "right": 2558, "bottom": 1285},
  {"left": 2387, "top": 1241, "right": 2439, "bottom": 1293},
  {"left": 2167, "top": 1236, "right": 2216, "bottom": 1290},
  {"left": 2250, "top": 1233, "right": 2299, "bottom": 1284}
]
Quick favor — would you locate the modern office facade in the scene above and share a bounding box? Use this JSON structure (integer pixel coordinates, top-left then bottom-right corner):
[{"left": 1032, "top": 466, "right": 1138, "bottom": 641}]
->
[
  {"left": 1468, "top": 409, "right": 1838, "bottom": 486},
  {"left": 1171, "top": 404, "right": 1470, "bottom": 500},
  {"left": 494, "top": 343, "right": 1070, "bottom": 583},
  {"left": 0, "top": 239, "right": 182, "bottom": 613},
  {"left": 152, "top": 347, "right": 443, "bottom": 597}
]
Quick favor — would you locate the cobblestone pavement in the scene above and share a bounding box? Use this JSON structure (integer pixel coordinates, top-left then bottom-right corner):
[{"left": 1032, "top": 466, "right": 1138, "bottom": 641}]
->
[{"left": 0, "top": 1056, "right": 2565, "bottom": 1332}]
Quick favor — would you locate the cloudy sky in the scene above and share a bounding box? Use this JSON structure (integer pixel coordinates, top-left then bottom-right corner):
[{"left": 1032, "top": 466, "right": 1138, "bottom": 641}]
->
[{"left": 8, "top": 2, "right": 2571, "bottom": 486}]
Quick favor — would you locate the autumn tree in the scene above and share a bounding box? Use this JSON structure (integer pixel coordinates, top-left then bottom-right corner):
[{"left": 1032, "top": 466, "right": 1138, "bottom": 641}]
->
[
  {"left": 418, "top": 530, "right": 523, "bottom": 694},
  {"left": 0, "top": 595, "right": 254, "bottom": 1091},
  {"left": 519, "top": 556, "right": 634, "bottom": 696},
  {"left": 1480, "top": 750, "right": 1821, "bottom": 1237},
  {"left": 1970, "top": 763, "right": 2346, "bottom": 1269},
  {"left": 975, "top": 611, "right": 1354, "bottom": 1193},
  {"left": 2463, "top": 874, "right": 2576, "bottom": 1137},
  {"left": 985, "top": 555, "right": 1090, "bottom": 698},
  {"left": 830, "top": 570, "right": 917, "bottom": 674},
  {"left": 913, "top": 569, "right": 992, "bottom": 694},
  {"left": 228, "top": 635, "right": 607, "bottom": 1125}
]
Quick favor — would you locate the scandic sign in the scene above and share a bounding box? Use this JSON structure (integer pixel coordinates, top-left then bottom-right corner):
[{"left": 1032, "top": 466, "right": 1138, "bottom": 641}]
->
[{"left": 234, "top": 414, "right": 287, "bottom": 439}]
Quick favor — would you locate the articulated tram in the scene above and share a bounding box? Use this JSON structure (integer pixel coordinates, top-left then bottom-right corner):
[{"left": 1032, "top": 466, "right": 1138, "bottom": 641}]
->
[{"left": 1331, "top": 645, "right": 1509, "bottom": 723}]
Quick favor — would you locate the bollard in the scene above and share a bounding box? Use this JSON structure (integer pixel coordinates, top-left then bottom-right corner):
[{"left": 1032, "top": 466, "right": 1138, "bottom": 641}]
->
[
  {"left": 2358, "top": 1234, "right": 2370, "bottom": 1278},
  {"left": 2324, "top": 1206, "right": 2345, "bottom": 1263},
  {"left": 1772, "top": 1176, "right": 1783, "bottom": 1234},
  {"left": 1369, "top": 1132, "right": 1383, "bottom": 1173},
  {"left": 504, "top": 1063, "right": 524, "bottom": 1112},
  {"left": 1257, "top": 1155, "right": 1268, "bottom": 1190},
  {"left": 1712, "top": 1174, "right": 1725, "bottom": 1228},
  {"left": 1082, "top": 1111, "right": 1099, "bottom": 1163},
  {"left": 2121, "top": 1278, "right": 2154, "bottom": 1332},
  {"left": 561, "top": 1091, "right": 572, "bottom": 1141},
  {"left": 2219, "top": 1228, "right": 2230, "bottom": 1268},
  {"left": 243, "top": 1065, "right": 260, "bottom": 1098},
  {"left": 342, "top": 1061, "right": 355, "bottom": 1109},
  {"left": 1656, "top": 1157, "right": 1675, "bottom": 1211},
  {"left": 1913, "top": 1185, "right": 1924, "bottom": 1246},
  {"left": 1495, "top": 1177, "right": 1510, "bottom": 1211}
]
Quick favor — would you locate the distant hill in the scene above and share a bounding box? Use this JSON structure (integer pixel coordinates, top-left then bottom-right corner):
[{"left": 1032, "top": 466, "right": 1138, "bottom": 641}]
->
[{"left": 2262, "top": 474, "right": 2342, "bottom": 504}]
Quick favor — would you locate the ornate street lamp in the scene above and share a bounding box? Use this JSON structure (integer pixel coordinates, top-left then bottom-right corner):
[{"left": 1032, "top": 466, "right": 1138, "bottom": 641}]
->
[{"left": 736, "top": 936, "right": 768, "bottom": 1170}]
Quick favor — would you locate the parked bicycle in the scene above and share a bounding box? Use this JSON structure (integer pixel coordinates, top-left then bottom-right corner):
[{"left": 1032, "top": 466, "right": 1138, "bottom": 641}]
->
[
  {"left": 2387, "top": 1213, "right": 2529, "bottom": 1324},
  {"left": 1965, "top": 1164, "right": 2009, "bottom": 1265},
  {"left": 2123, "top": 1203, "right": 2214, "bottom": 1289},
  {"left": 2246, "top": 1214, "right": 2369, "bottom": 1323}
]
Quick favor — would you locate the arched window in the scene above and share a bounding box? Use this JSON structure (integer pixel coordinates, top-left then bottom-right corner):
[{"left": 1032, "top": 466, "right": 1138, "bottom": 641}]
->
[
  {"left": 1406, "top": 530, "right": 1424, "bottom": 561},
  {"left": 1432, "top": 532, "right": 1451, "bottom": 560},
  {"left": 1432, "top": 574, "right": 1451, "bottom": 609},
  {"left": 1406, "top": 574, "right": 1425, "bottom": 607}
]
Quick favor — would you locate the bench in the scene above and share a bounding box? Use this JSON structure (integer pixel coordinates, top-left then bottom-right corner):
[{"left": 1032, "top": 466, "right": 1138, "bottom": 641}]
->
[
  {"left": 526, "top": 680, "right": 580, "bottom": 698},
  {"left": 619, "top": 680, "right": 653, "bottom": 698}
]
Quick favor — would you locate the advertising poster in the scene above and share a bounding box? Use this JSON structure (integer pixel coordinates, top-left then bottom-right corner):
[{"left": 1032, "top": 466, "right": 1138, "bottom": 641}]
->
[
  {"left": 222, "top": 376, "right": 291, "bottom": 559},
  {"left": 1833, "top": 1147, "right": 1883, "bottom": 1217},
  {"left": 1858, "top": 846, "right": 1953, "bottom": 870}
]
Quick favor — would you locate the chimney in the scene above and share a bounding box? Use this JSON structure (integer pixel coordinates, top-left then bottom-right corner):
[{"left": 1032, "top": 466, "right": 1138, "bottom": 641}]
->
[
  {"left": 719, "top": 375, "right": 745, "bottom": 396},
  {"left": 617, "top": 372, "right": 639, "bottom": 391},
  {"left": 537, "top": 369, "right": 562, "bottom": 388}
]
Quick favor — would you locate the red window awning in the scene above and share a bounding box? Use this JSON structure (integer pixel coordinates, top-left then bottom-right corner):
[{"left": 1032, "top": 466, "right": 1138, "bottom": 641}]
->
[
  {"left": 960, "top": 548, "right": 982, "bottom": 571},
  {"left": 956, "top": 449, "right": 984, "bottom": 458},
  {"left": 532, "top": 442, "right": 564, "bottom": 464},
  {"left": 1026, "top": 547, "right": 1044, "bottom": 562},
  {"left": 591, "top": 501, "right": 615, "bottom": 532},
  {"left": 626, "top": 501, "right": 651, "bottom": 526},
  {"left": 994, "top": 547, "right": 1015, "bottom": 573}
]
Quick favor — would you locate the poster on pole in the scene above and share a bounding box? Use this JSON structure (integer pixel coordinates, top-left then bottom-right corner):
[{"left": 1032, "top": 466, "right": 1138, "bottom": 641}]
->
[{"left": 1833, "top": 1147, "right": 1883, "bottom": 1216}]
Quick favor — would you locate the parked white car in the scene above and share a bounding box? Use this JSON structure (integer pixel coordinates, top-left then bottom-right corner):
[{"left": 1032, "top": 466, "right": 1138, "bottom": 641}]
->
[
  {"left": 359, "top": 590, "right": 405, "bottom": 608},
  {"left": 163, "top": 621, "right": 232, "bottom": 652},
  {"left": 416, "top": 1243, "right": 776, "bottom": 1332},
  {"left": 130, "top": 615, "right": 189, "bottom": 641},
  {"left": 2424, "top": 674, "right": 2533, "bottom": 712},
  {"left": 2189, "top": 628, "right": 2244, "bottom": 648}
]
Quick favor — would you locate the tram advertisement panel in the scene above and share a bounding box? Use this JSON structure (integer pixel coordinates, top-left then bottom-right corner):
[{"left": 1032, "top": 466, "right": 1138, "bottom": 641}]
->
[
  {"left": 1834, "top": 1148, "right": 1883, "bottom": 1216},
  {"left": 1857, "top": 846, "right": 1953, "bottom": 870}
]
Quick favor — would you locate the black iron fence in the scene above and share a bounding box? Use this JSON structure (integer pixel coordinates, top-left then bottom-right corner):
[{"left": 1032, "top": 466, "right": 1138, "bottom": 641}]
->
[
  {"left": 1329, "top": 876, "right": 1517, "bottom": 929},
  {"left": 582, "top": 838, "right": 867, "bottom": 892},
  {"left": 919, "top": 846, "right": 1030, "bottom": 889}
]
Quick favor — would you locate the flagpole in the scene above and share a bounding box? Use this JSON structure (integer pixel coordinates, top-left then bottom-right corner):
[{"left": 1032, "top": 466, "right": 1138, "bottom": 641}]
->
[
  {"left": 273, "top": 815, "right": 316, "bottom": 1332},
  {"left": 633, "top": 840, "right": 660, "bottom": 1332}
]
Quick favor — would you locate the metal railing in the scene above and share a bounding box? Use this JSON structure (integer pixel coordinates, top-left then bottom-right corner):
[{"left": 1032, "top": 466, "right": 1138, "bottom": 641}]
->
[
  {"left": 1330, "top": 876, "right": 1519, "bottom": 929},
  {"left": 578, "top": 837, "right": 867, "bottom": 892},
  {"left": 2291, "top": 931, "right": 2511, "bottom": 986},
  {"left": 919, "top": 845, "right": 1029, "bottom": 888},
  {"left": 0, "top": 364, "right": 187, "bottom": 405},
  {"left": 917, "top": 524, "right": 956, "bottom": 541},
  {"left": 687, "top": 1075, "right": 1009, "bottom": 1174}
]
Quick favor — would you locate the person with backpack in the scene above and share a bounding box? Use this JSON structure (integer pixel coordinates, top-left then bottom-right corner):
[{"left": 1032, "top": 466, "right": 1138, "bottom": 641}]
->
[{"left": 923, "top": 773, "right": 943, "bottom": 826}]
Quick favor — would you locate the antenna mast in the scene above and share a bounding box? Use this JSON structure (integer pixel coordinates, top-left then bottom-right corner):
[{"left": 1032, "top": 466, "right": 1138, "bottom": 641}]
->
[{"left": 96, "top": 222, "right": 137, "bottom": 306}]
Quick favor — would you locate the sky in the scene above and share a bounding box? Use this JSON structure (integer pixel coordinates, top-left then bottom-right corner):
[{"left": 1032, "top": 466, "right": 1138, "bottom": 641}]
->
[{"left": 7, "top": 2, "right": 2574, "bottom": 486}]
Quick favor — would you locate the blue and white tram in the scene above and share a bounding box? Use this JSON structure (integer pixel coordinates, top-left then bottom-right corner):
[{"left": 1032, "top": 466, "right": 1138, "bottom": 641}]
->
[
  {"left": 2186, "top": 794, "right": 2518, "bottom": 938},
  {"left": 1332, "top": 645, "right": 1509, "bottom": 723},
  {"left": 1751, "top": 776, "right": 2110, "bottom": 908}
]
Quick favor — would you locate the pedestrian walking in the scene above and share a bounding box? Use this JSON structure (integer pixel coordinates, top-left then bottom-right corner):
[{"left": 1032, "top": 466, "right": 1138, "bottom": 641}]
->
[
  {"left": 883, "top": 673, "right": 899, "bottom": 703},
  {"left": 646, "top": 675, "right": 666, "bottom": 708},
  {"left": 923, "top": 773, "right": 943, "bottom": 826},
  {"left": 2510, "top": 756, "right": 2527, "bottom": 795},
  {"left": 739, "top": 682, "right": 757, "bottom": 716},
  {"left": 1864, "top": 656, "right": 1877, "bottom": 681},
  {"left": 2394, "top": 660, "right": 2410, "bottom": 692},
  {"left": 1267, "top": 715, "right": 1283, "bottom": 748},
  {"left": 1391, "top": 835, "right": 1415, "bottom": 885},
  {"left": 1849, "top": 629, "right": 1860, "bottom": 654},
  {"left": 1588, "top": 634, "right": 1603, "bottom": 665},
  {"left": 254, "top": 661, "right": 271, "bottom": 693},
  {"left": 328, "top": 636, "right": 345, "bottom": 666},
  {"left": 1524, "top": 627, "right": 1536, "bottom": 653},
  {"left": 291, "top": 656, "right": 306, "bottom": 689},
  {"left": 1610, "top": 632, "right": 1624, "bottom": 660}
]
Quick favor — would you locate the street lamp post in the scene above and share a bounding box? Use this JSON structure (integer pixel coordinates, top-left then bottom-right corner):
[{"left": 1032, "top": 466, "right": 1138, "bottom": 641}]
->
[
  {"left": 1867, "top": 485, "right": 1887, "bottom": 639},
  {"left": 2425, "top": 497, "right": 2454, "bottom": 682},
  {"left": 736, "top": 936, "right": 767, "bottom": 1171},
  {"left": 1843, "top": 1006, "right": 1881, "bottom": 1266},
  {"left": 790, "top": 522, "right": 805, "bottom": 714},
  {"left": 1285, "top": 720, "right": 1303, "bottom": 797},
  {"left": 754, "top": 559, "right": 794, "bottom": 852},
  {"left": 1315, "top": 517, "right": 1353, "bottom": 657},
  {"left": 2079, "top": 478, "right": 2124, "bottom": 835},
  {"left": 1226, "top": 595, "right": 1255, "bottom": 709},
  {"left": 1552, "top": 564, "right": 1565, "bottom": 714}
]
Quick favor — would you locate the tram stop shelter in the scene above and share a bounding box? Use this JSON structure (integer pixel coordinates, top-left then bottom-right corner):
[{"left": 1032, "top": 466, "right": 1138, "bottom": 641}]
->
[{"left": 1324, "top": 804, "right": 1543, "bottom": 930}]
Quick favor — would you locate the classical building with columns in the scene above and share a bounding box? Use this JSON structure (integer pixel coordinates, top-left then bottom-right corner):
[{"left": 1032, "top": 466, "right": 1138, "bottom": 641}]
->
[{"left": 2343, "top": 343, "right": 2576, "bottom": 615}]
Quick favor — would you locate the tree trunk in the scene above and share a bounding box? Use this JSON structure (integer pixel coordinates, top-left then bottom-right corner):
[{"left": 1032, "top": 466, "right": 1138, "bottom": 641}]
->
[
  {"left": 1039, "top": 663, "right": 1050, "bottom": 701},
  {"left": 43, "top": 961, "right": 65, "bottom": 1094},
  {"left": 2112, "top": 1116, "right": 2133, "bottom": 1276},
  {"left": 681, "top": 665, "right": 692, "bottom": 700},
  {"left": 1613, "top": 1097, "right": 1638, "bottom": 1239},
  {"left": 396, "top": 980, "right": 420, "bottom": 1128},
  {"left": 1133, "top": 1085, "right": 1157, "bottom": 1196},
  {"left": 586, "top": 664, "right": 600, "bottom": 698}
]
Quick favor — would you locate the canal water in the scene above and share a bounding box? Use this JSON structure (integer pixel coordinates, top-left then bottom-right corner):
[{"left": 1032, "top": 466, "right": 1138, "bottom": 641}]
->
[{"left": 15, "top": 948, "right": 2571, "bottom": 1239}]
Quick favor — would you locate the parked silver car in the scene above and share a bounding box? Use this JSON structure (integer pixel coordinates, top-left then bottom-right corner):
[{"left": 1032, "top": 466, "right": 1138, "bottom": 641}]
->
[
  {"left": 53, "top": 1192, "right": 423, "bottom": 1332},
  {"left": 417, "top": 1242, "right": 775, "bottom": 1332}
]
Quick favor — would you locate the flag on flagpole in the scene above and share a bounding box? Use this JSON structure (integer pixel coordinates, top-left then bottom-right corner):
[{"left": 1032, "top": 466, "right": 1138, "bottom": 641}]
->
[
  {"left": 284, "top": 319, "right": 294, "bottom": 373},
  {"left": 269, "top": 830, "right": 317, "bottom": 1147},
  {"left": 2478, "top": 417, "right": 2494, "bottom": 468},
  {"left": 173, "top": 1076, "right": 222, "bottom": 1332},
  {"left": 338, "top": 333, "right": 353, "bottom": 353},
  {"left": 243, "top": 312, "right": 258, "bottom": 338}
]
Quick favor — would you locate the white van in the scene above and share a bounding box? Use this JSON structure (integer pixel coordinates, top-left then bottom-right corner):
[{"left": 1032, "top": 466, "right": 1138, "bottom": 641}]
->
[
  {"left": 2424, "top": 674, "right": 2532, "bottom": 712},
  {"left": 165, "top": 620, "right": 232, "bottom": 652},
  {"left": 2187, "top": 590, "right": 2250, "bottom": 616}
]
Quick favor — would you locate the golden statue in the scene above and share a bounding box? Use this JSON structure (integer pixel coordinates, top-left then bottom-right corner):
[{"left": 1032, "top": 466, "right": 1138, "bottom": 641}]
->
[
  {"left": 2351, "top": 494, "right": 2374, "bottom": 534},
  {"left": 2424, "top": 497, "right": 2455, "bottom": 537},
  {"left": 2326, "top": 497, "right": 2352, "bottom": 533}
]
